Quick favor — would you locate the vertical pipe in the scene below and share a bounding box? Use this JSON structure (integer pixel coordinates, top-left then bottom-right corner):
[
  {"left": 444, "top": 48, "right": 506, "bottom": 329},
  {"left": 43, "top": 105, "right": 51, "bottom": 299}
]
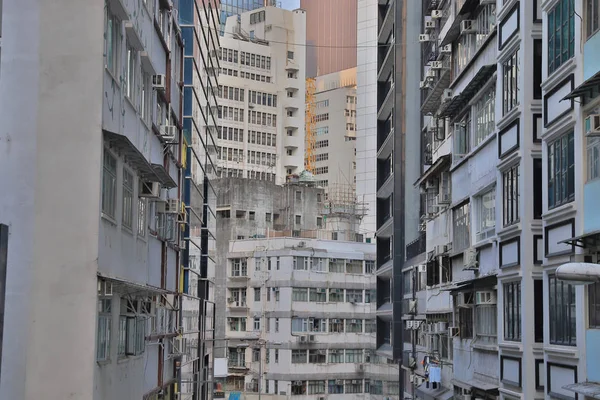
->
[{"left": 0, "top": 224, "right": 8, "bottom": 382}]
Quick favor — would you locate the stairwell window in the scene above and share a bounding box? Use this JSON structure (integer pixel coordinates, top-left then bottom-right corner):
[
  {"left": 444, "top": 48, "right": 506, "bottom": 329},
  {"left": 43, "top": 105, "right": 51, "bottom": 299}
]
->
[
  {"left": 548, "top": 131, "right": 575, "bottom": 209},
  {"left": 102, "top": 150, "right": 117, "bottom": 219},
  {"left": 96, "top": 298, "right": 112, "bottom": 361},
  {"left": 502, "top": 164, "right": 520, "bottom": 226},
  {"left": 548, "top": 0, "right": 575, "bottom": 74},
  {"left": 502, "top": 50, "right": 519, "bottom": 115},
  {"left": 125, "top": 43, "right": 137, "bottom": 102},
  {"left": 504, "top": 281, "right": 521, "bottom": 341}
]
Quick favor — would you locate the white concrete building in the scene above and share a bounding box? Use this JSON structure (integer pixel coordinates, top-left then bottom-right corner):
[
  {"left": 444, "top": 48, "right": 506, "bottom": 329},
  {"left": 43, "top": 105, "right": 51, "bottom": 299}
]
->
[
  {"left": 0, "top": 0, "right": 218, "bottom": 399},
  {"left": 312, "top": 68, "right": 357, "bottom": 194},
  {"left": 221, "top": 237, "right": 403, "bottom": 399},
  {"left": 217, "top": 6, "right": 306, "bottom": 185}
]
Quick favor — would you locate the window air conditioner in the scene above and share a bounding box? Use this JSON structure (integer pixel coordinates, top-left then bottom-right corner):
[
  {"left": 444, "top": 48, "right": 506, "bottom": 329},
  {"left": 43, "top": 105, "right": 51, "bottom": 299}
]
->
[
  {"left": 152, "top": 74, "right": 166, "bottom": 90},
  {"left": 139, "top": 181, "right": 161, "bottom": 198},
  {"left": 442, "top": 89, "right": 453, "bottom": 101},
  {"left": 431, "top": 10, "right": 443, "bottom": 18},
  {"left": 160, "top": 125, "right": 177, "bottom": 142},
  {"left": 419, "top": 34, "right": 431, "bottom": 42},
  {"left": 440, "top": 44, "right": 452, "bottom": 53},
  {"left": 425, "top": 21, "right": 436, "bottom": 30},
  {"left": 431, "top": 61, "right": 443, "bottom": 69}
]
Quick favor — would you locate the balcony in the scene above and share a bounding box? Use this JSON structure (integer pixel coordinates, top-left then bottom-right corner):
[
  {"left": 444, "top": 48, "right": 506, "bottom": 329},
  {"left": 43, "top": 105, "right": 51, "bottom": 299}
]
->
[
  {"left": 406, "top": 233, "right": 426, "bottom": 260},
  {"left": 377, "top": 157, "right": 393, "bottom": 199},
  {"left": 378, "top": 40, "right": 394, "bottom": 83},
  {"left": 377, "top": 81, "right": 394, "bottom": 121},
  {"left": 377, "top": 237, "right": 392, "bottom": 266},
  {"left": 228, "top": 300, "right": 248, "bottom": 310},
  {"left": 378, "top": 0, "right": 394, "bottom": 45}
]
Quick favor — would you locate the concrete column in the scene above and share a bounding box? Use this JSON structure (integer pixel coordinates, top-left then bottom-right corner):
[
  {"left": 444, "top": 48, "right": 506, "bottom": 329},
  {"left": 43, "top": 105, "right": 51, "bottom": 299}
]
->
[{"left": 0, "top": 0, "right": 105, "bottom": 398}]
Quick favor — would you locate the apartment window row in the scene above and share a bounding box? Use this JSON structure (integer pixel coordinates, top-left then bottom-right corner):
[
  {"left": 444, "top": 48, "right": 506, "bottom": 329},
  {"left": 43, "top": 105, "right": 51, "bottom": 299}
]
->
[
  {"left": 218, "top": 126, "right": 244, "bottom": 142},
  {"left": 219, "top": 47, "right": 239, "bottom": 64},
  {"left": 249, "top": 90, "right": 277, "bottom": 107},
  {"left": 316, "top": 99, "right": 329, "bottom": 108},
  {"left": 217, "top": 106, "right": 245, "bottom": 122},
  {"left": 240, "top": 51, "right": 271, "bottom": 70},
  {"left": 291, "top": 318, "right": 375, "bottom": 334},
  {"left": 248, "top": 130, "right": 277, "bottom": 147},
  {"left": 219, "top": 167, "right": 244, "bottom": 178},
  {"left": 314, "top": 166, "right": 329, "bottom": 175},
  {"left": 315, "top": 153, "right": 329, "bottom": 162},
  {"left": 293, "top": 256, "right": 375, "bottom": 274},
  {"left": 453, "top": 3, "right": 496, "bottom": 76},
  {"left": 220, "top": 67, "right": 238, "bottom": 77},
  {"left": 292, "top": 349, "right": 367, "bottom": 365},
  {"left": 218, "top": 85, "right": 245, "bottom": 102},
  {"left": 548, "top": 0, "right": 575, "bottom": 74},
  {"left": 240, "top": 71, "right": 271, "bottom": 83},
  {"left": 248, "top": 110, "right": 277, "bottom": 127},
  {"left": 316, "top": 179, "right": 329, "bottom": 187},
  {"left": 217, "top": 147, "right": 244, "bottom": 162},
  {"left": 102, "top": 150, "right": 147, "bottom": 238},
  {"left": 291, "top": 379, "right": 393, "bottom": 396},
  {"left": 314, "top": 113, "right": 329, "bottom": 122},
  {"left": 247, "top": 150, "right": 276, "bottom": 166},
  {"left": 316, "top": 139, "right": 329, "bottom": 148},
  {"left": 316, "top": 126, "right": 329, "bottom": 135},
  {"left": 248, "top": 170, "right": 275, "bottom": 182},
  {"left": 292, "top": 287, "right": 376, "bottom": 305}
]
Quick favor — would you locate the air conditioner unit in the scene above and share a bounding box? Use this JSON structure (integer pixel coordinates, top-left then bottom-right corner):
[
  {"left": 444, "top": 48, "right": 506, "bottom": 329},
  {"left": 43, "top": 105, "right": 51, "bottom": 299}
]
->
[
  {"left": 431, "top": 61, "right": 443, "bottom": 69},
  {"left": 406, "top": 320, "right": 414, "bottom": 329},
  {"left": 434, "top": 244, "right": 446, "bottom": 255},
  {"left": 442, "top": 89, "right": 453, "bottom": 101},
  {"left": 419, "top": 34, "right": 431, "bottom": 42},
  {"left": 586, "top": 114, "right": 600, "bottom": 136},
  {"left": 309, "top": 334, "right": 316, "bottom": 342},
  {"left": 139, "top": 181, "right": 161, "bottom": 198},
  {"left": 426, "top": 69, "right": 436, "bottom": 78},
  {"left": 227, "top": 297, "right": 233, "bottom": 303},
  {"left": 448, "top": 326, "right": 460, "bottom": 337},
  {"left": 431, "top": 10, "right": 443, "bottom": 18},
  {"left": 436, "top": 193, "right": 451, "bottom": 204},
  {"left": 299, "top": 335, "right": 307, "bottom": 342},
  {"left": 417, "top": 264, "right": 427, "bottom": 273},
  {"left": 425, "top": 21, "right": 436, "bottom": 30},
  {"left": 160, "top": 125, "right": 177, "bottom": 142},
  {"left": 460, "top": 20, "right": 476, "bottom": 34},
  {"left": 440, "top": 44, "right": 452, "bottom": 53},
  {"left": 166, "top": 199, "right": 182, "bottom": 214},
  {"left": 152, "top": 74, "right": 166, "bottom": 90},
  {"left": 475, "top": 290, "right": 497, "bottom": 305}
]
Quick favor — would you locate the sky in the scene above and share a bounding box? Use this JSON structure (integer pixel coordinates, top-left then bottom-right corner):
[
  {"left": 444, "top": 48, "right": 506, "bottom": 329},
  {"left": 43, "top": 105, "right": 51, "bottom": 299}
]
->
[{"left": 279, "top": 0, "right": 300, "bottom": 9}]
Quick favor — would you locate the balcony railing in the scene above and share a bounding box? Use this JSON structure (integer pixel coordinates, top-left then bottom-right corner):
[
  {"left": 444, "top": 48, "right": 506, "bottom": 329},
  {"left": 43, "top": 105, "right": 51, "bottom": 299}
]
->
[{"left": 406, "top": 233, "right": 426, "bottom": 260}]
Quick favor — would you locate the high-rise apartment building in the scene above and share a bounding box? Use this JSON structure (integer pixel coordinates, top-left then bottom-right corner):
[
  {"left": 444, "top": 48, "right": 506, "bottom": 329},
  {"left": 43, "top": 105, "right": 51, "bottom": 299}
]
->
[
  {"left": 300, "top": 0, "right": 358, "bottom": 77},
  {"left": 0, "top": 0, "right": 217, "bottom": 399},
  {"left": 312, "top": 68, "right": 357, "bottom": 196},
  {"left": 216, "top": 6, "right": 306, "bottom": 184}
]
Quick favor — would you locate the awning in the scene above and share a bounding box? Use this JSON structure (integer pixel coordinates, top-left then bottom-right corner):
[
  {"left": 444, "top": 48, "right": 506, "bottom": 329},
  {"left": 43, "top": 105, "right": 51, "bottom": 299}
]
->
[
  {"left": 97, "top": 273, "right": 171, "bottom": 296},
  {"left": 559, "top": 230, "right": 600, "bottom": 248},
  {"left": 415, "top": 155, "right": 451, "bottom": 186},
  {"left": 438, "top": 65, "right": 496, "bottom": 119},
  {"left": 152, "top": 163, "right": 178, "bottom": 188},
  {"left": 451, "top": 378, "right": 499, "bottom": 393},
  {"left": 562, "top": 70, "right": 600, "bottom": 101},
  {"left": 443, "top": 274, "right": 498, "bottom": 292},
  {"left": 421, "top": 70, "right": 452, "bottom": 115},
  {"left": 415, "top": 382, "right": 452, "bottom": 400},
  {"left": 563, "top": 382, "right": 600, "bottom": 398}
]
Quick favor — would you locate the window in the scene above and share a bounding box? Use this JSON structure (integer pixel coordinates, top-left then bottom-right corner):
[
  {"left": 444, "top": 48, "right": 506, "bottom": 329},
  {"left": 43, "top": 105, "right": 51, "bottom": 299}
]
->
[
  {"left": 346, "top": 380, "right": 363, "bottom": 394},
  {"left": 275, "top": 318, "right": 279, "bottom": 332},
  {"left": 102, "top": 151, "right": 117, "bottom": 218},
  {"left": 287, "top": 51, "right": 294, "bottom": 59},
  {"left": 329, "top": 258, "right": 345, "bottom": 272},
  {"left": 453, "top": 114, "right": 471, "bottom": 157},
  {"left": 291, "top": 381, "right": 306, "bottom": 395},
  {"left": 228, "top": 317, "right": 247, "bottom": 331},
  {"left": 588, "top": 135, "right": 600, "bottom": 181},
  {"left": 474, "top": 87, "right": 495, "bottom": 145},
  {"left": 346, "top": 259, "right": 363, "bottom": 274},
  {"left": 533, "top": 159, "right": 543, "bottom": 219},
  {"left": 345, "top": 349, "right": 363, "bottom": 363},
  {"left": 254, "top": 287, "right": 261, "bottom": 302},
  {"left": 292, "top": 318, "right": 308, "bottom": 332},
  {"left": 548, "top": 131, "right": 575, "bottom": 209},
  {"left": 503, "top": 164, "right": 520, "bottom": 226},
  {"left": 346, "top": 319, "right": 363, "bottom": 333},
  {"left": 308, "top": 380, "right": 326, "bottom": 394},
  {"left": 122, "top": 169, "right": 134, "bottom": 229},
  {"left": 309, "top": 349, "right": 326, "bottom": 363},
  {"left": 504, "top": 281, "right": 521, "bottom": 341},
  {"left": 587, "top": 0, "right": 600, "bottom": 39},
  {"left": 452, "top": 202, "right": 470, "bottom": 252},
  {"left": 475, "top": 303, "right": 497, "bottom": 344},
  {"left": 329, "top": 288, "right": 344, "bottom": 302},
  {"left": 502, "top": 50, "right": 519, "bottom": 115},
  {"left": 346, "top": 289, "right": 363, "bottom": 303},
  {"left": 292, "top": 288, "right": 308, "bottom": 302},
  {"left": 548, "top": 0, "right": 575, "bottom": 74},
  {"left": 295, "top": 215, "right": 301, "bottom": 225},
  {"left": 310, "top": 318, "right": 327, "bottom": 332},
  {"left": 533, "top": 39, "right": 543, "bottom": 99},
  {"left": 549, "top": 275, "right": 576, "bottom": 345},
  {"left": 459, "top": 308, "right": 473, "bottom": 338},
  {"left": 476, "top": 189, "right": 495, "bottom": 242},
  {"left": 119, "top": 299, "right": 146, "bottom": 356},
  {"left": 137, "top": 199, "right": 146, "bottom": 237},
  {"left": 228, "top": 347, "right": 246, "bottom": 367},
  {"left": 274, "top": 349, "right": 279, "bottom": 363},
  {"left": 276, "top": 257, "right": 280, "bottom": 270},
  {"left": 96, "top": 298, "right": 112, "bottom": 361},
  {"left": 105, "top": 9, "right": 119, "bottom": 75},
  {"left": 253, "top": 317, "right": 261, "bottom": 331},
  {"left": 589, "top": 281, "right": 600, "bottom": 328},
  {"left": 329, "top": 319, "right": 344, "bottom": 333},
  {"left": 126, "top": 44, "right": 137, "bottom": 101},
  {"left": 329, "top": 380, "right": 344, "bottom": 394},
  {"left": 365, "top": 260, "right": 375, "bottom": 274},
  {"left": 231, "top": 258, "right": 248, "bottom": 276},
  {"left": 293, "top": 256, "right": 308, "bottom": 270},
  {"left": 309, "top": 288, "right": 327, "bottom": 302},
  {"left": 534, "top": 280, "right": 544, "bottom": 342},
  {"left": 329, "top": 349, "right": 344, "bottom": 362}
]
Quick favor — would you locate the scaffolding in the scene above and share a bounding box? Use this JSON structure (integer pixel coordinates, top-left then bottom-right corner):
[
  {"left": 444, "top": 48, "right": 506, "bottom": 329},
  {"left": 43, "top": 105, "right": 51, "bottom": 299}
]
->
[
  {"left": 305, "top": 77, "right": 316, "bottom": 173},
  {"left": 322, "top": 183, "right": 368, "bottom": 218}
]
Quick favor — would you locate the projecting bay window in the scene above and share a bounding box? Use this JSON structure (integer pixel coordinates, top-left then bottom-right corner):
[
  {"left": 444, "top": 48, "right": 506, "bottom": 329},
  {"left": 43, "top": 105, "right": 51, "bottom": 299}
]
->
[
  {"left": 548, "top": 0, "right": 575, "bottom": 74},
  {"left": 502, "top": 164, "right": 519, "bottom": 226},
  {"left": 96, "top": 298, "right": 112, "bottom": 361},
  {"left": 504, "top": 281, "right": 521, "bottom": 341},
  {"left": 452, "top": 202, "right": 471, "bottom": 253},
  {"left": 102, "top": 150, "right": 117, "bottom": 219},
  {"left": 474, "top": 87, "right": 495, "bottom": 146},
  {"left": 502, "top": 50, "right": 519, "bottom": 115},
  {"left": 476, "top": 189, "right": 495, "bottom": 242},
  {"left": 549, "top": 275, "right": 577, "bottom": 346},
  {"left": 548, "top": 131, "right": 575, "bottom": 209}
]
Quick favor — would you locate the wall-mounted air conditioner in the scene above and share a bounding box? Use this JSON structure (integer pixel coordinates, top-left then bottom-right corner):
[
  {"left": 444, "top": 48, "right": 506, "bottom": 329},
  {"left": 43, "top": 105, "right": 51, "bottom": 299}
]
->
[
  {"left": 160, "top": 125, "right": 177, "bottom": 142},
  {"left": 586, "top": 114, "right": 600, "bottom": 136},
  {"left": 152, "top": 74, "right": 166, "bottom": 90},
  {"left": 431, "top": 10, "right": 443, "bottom": 18},
  {"left": 440, "top": 44, "right": 452, "bottom": 53},
  {"left": 419, "top": 34, "right": 431, "bottom": 42},
  {"left": 139, "top": 181, "right": 161, "bottom": 198},
  {"left": 425, "top": 21, "right": 436, "bottom": 30},
  {"left": 442, "top": 89, "right": 453, "bottom": 102},
  {"left": 431, "top": 61, "right": 443, "bottom": 69}
]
